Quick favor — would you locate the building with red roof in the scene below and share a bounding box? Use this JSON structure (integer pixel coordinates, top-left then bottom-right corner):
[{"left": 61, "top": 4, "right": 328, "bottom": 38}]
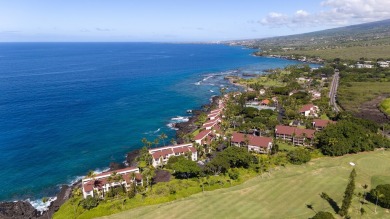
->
[
  {"left": 194, "top": 130, "right": 213, "bottom": 145},
  {"left": 148, "top": 143, "right": 197, "bottom": 167},
  {"left": 82, "top": 166, "right": 142, "bottom": 199},
  {"left": 299, "top": 104, "right": 319, "bottom": 117},
  {"left": 231, "top": 132, "right": 273, "bottom": 154},
  {"left": 261, "top": 99, "right": 270, "bottom": 106},
  {"left": 275, "top": 125, "right": 316, "bottom": 146},
  {"left": 312, "top": 119, "right": 336, "bottom": 130}
]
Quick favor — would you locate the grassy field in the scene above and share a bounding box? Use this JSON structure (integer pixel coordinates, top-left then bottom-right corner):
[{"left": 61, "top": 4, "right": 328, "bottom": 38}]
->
[
  {"left": 338, "top": 82, "right": 390, "bottom": 112},
  {"left": 274, "top": 45, "right": 390, "bottom": 60},
  {"left": 239, "top": 76, "right": 286, "bottom": 88},
  {"left": 380, "top": 98, "right": 390, "bottom": 116},
  {"left": 101, "top": 150, "right": 390, "bottom": 219}
]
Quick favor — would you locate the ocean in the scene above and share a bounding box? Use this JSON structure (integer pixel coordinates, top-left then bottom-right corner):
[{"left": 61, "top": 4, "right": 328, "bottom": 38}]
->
[{"left": 0, "top": 42, "right": 303, "bottom": 208}]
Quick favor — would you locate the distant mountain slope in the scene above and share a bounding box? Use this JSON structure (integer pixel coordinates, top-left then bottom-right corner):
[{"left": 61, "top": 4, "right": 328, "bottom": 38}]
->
[{"left": 231, "top": 19, "right": 390, "bottom": 49}]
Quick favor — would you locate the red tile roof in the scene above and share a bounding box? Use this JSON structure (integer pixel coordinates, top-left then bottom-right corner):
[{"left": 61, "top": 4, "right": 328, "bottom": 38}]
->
[
  {"left": 313, "top": 119, "right": 336, "bottom": 128},
  {"left": 172, "top": 147, "right": 190, "bottom": 154},
  {"left": 151, "top": 148, "right": 174, "bottom": 159},
  {"left": 299, "top": 104, "right": 316, "bottom": 113},
  {"left": 231, "top": 132, "right": 272, "bottom": 148},
  {"left": 275, "top": 125, "right": 295, "bottom": 135},
  {"left": 294, "top": 128, "right": 315, "bottom": 139},
  {"left": 261, "top": 99, "right": 270, "bottom": 105},
  {"left": 275, "top": 125, "right": 315, "bottom": 139},
  {"left": 194, "top": 130, "right": 212, "bottom": 140},
  {"left": 149, "top": 144, "right": 196, "bottom": 159}
]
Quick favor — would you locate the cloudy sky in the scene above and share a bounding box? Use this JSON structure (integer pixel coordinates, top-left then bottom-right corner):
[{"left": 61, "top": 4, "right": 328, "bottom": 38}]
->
[{"left": 0, "top": 0, "right": 389, "bottom": 42}]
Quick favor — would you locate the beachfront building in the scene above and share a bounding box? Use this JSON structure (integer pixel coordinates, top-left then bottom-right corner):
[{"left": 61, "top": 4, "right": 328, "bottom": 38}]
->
[
  {"left": 299, "top": 104, "right": 319, "bottom": 117},
  {"left": 231, "top": 132, "right": 273, "bottom": 154},
  {"left": 203, "top": 117, "right": 221, "bottom": 130},
  {"left": 194, "top": 129, "right": 215, "bottom": 145},
  {"left": 275, "top": 125, "right": 315, "bottom": 146},
  {"left": 148, "top": 143, "right": 197, "bottom": 168},
  {"left": 312, "top": 119, "right": 336, "bottom": 131},
  {"left": 82, "top": 167, "right": 143, "bottom": 199}
]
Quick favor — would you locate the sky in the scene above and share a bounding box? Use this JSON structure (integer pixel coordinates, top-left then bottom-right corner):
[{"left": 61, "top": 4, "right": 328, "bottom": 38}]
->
[{"left": 0, "top": 0, "right": 390, "bottom": 42}]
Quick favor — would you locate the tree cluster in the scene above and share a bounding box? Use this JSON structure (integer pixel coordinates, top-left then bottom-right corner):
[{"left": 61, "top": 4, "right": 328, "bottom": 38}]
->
[
  {"left": 167, "top": 155, "right": 201, "bottom": 179},
  {"left": 315, "top": 118, "right": 389, "bottom": 156},
  {"left": 369, "top": 184, "right": 390, "bottom": 209},
  {"left": 205, "top": 146, "right": 254, "bottom": 175}
]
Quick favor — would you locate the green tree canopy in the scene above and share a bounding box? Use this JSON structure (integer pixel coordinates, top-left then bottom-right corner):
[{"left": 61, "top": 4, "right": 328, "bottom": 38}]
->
[
  {"left": 169, "top": 156, "right": 201, "bottom": 179},
  {"left": 370, "top": 184, "right": 390, "bottom": 209},
  {"left": 287, "top": 148, "right": 311, "bottom": 165}
]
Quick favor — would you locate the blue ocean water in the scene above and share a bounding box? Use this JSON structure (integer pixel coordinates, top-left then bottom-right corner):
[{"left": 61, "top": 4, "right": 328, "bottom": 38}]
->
[{"left": 0, "top": 43, "right": 302, "bottom": 204}]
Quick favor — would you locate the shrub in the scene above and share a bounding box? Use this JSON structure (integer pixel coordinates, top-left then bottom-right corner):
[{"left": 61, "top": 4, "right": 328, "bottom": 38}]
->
[
  {"left": 228, "top": 168, "right": 240, "bottom": 180},
  {"left": 80, "top": 196, "right": 99, "bottom": 210},
  {"left": 310, "top": 211, "right": 335, "bottom": 219},
  {"left": 287, "top": 148, "right": 311, "bottom": 165}
]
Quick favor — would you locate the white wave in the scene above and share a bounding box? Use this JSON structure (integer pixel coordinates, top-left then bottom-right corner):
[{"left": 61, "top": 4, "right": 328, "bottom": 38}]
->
[
  {"left": 170, "top": 116, "right": 189, "bottom": 122},
  {"left": 143, "top": 128, "right": 161, "bottom": 135},
  {"left": 166, "top": 123, "right": 179, "bottom": 130},
  {"left": 194, "top": 81, "right": 201, "bottom": 85},
  {"left": 203, "top": 75, "right": 213, "bottom": 81},
  {"left": 27, "top": 196, "right": 57, "bottom": 212},
  {"left": 210, "top": 90, "right": 214, "bottom": 93}
]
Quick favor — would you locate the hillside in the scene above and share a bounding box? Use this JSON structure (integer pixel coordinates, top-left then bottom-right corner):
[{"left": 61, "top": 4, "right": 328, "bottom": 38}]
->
[{"left": 230, "top": 19, "right": 390, "bottom": 50}]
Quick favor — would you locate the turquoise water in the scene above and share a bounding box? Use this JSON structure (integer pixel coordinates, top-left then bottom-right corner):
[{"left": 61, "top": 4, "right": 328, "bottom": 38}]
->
[{"left": 0, "top": 43, "right": 303, "bottom": 204}]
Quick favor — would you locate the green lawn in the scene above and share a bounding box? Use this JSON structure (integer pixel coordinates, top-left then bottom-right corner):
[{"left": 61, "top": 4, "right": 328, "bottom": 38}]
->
[
  {"left": 101, "top": 150, "right": 390, "bottom": 219},
  {"left": 338, "top": 82, "right": 390, "bottom": 112},
  {"left": 380, "top": 98, "right": 390, "bottom": 116},
  {"left": 239, "top": 76, "right": 286, "bottom": 88}
]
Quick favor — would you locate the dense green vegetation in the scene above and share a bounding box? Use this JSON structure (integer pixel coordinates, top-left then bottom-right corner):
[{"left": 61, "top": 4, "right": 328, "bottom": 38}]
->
[
  {"left": 287, "top": 148, "right": 311, "bottom": 164},
  {"left": 102, "top": 151, "right": 390, "bottom": 219},
  {"left": 315, "top": 116, "right": 389, "bottom": 156},
  {"left": 369, "top": 184, "right": 390, "bottom": 210},
  {"left": 380, "top": 98, "right": 390, "bottom": 116}
]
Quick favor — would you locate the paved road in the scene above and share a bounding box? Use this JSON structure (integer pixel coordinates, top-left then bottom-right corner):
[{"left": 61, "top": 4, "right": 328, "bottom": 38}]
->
[{"left": 329, "top": 71, "right": 340, "bottom": 112}]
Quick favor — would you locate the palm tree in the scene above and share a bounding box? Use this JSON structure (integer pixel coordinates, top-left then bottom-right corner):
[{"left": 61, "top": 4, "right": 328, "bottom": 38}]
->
[
  {"left": 159, "top": 133, "right": 167, "bottom": 146},
  {"left": 86, "top": 170, "right": 96, "bottom": 179},
  {"left": 153, "top": 138, "right": 160, "bottom": 147},
  {"left": 146, "top": 140, "right": 153, "bottom": 149},
  {"left": 141, "top": 138, "right": 148, "bottom": 147}
]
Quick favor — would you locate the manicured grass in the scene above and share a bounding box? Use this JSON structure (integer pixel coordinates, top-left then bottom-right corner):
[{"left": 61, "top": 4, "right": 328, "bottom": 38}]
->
[
  {"left": 338, "top": 82, "right": 390, "bottom": 112},
  {"left": 102, "top": 150, "right": 390, "bottom": 219},
  {"left": 380, "top": 98, "right": 390, "bottom": 116}
]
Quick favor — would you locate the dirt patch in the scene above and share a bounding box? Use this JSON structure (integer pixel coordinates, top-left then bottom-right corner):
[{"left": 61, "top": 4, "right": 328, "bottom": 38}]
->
[
  {"left": 153, "top": 170, "right": 171, "bottom": 183},
  {"left": 355, "top": 95, "right": 390, "bottom": 124}
]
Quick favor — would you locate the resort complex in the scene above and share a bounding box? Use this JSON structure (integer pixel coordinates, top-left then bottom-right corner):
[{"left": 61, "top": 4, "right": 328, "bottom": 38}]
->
[{"left": 82, "top": 167, "right": 143, "bottom": 199}]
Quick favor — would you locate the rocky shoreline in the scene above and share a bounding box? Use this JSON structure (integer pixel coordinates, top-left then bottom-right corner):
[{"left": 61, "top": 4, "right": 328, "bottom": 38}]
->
[{"left": 0, "top": 183, "right": 76, "bottom": 219}]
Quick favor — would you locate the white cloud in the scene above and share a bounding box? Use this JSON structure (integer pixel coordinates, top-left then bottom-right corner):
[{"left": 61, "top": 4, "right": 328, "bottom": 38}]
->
[
  {"left": 260, "top": 12, "right": 289, "bottom": 26},
  {"left": 260, "top": 0, "right": 390, "bottom": 28}
]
